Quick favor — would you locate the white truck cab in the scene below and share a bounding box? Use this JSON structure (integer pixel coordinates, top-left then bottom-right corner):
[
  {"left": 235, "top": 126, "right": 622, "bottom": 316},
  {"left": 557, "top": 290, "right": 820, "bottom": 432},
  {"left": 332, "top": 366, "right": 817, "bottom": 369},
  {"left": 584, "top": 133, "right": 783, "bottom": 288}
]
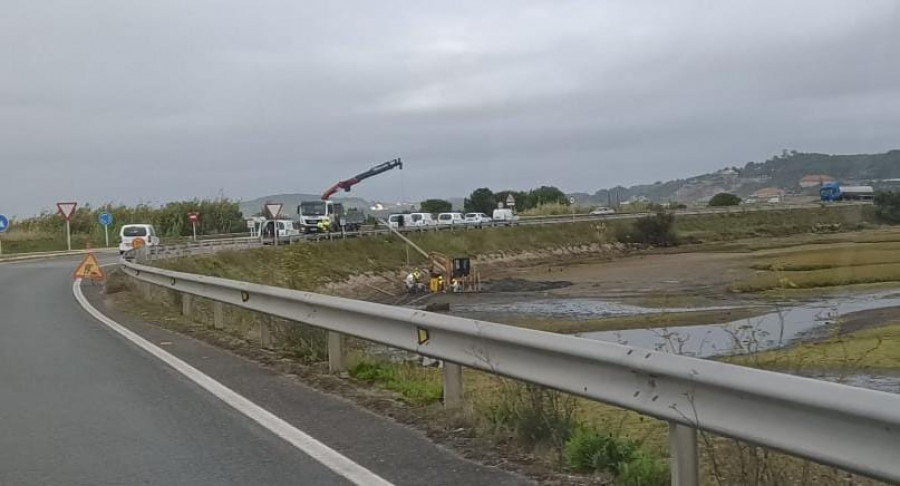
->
[{"left": 118, "top": 224, "right": 160, "bottom": 254}]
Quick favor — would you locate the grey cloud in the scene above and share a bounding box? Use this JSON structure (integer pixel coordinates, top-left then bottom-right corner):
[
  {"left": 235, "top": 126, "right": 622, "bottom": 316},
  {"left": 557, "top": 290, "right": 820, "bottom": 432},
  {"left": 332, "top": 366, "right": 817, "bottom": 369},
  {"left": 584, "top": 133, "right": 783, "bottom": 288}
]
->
[{"left": 1, "top": 0, "right": 898, "bottom": 217}]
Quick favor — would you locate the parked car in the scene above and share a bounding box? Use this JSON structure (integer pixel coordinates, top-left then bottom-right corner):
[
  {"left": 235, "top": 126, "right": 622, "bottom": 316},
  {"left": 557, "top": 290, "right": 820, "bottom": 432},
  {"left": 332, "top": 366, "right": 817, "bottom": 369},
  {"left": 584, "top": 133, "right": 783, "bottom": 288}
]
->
[
  {"left": 464, "top": 212, "right": 492, "bottom": 227},
  {"left": 590, "top": 207, "right": 616, "bottom": 215},
  {"left": 492, "top": 208, "right": 519, "bottom": 225},
  {"left": 437, "top": 212, "right": 465, "bottom": 227},
  {"left": 118, "top": 224, "right": 160, "bottom": 254}
]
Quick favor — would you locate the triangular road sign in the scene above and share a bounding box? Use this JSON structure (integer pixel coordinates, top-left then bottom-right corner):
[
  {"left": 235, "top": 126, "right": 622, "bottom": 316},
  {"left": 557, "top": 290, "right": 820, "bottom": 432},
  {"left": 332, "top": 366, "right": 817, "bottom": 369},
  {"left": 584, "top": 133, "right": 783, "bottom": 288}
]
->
[
  {"left": 57, "top": 202, "right": 78, "bottom": 221},
  {"left": 73, "top": 253, "right": 105, "bottom": 281},
  {"left": 265, "top": 203, "right": 283, "bottom": 219}
]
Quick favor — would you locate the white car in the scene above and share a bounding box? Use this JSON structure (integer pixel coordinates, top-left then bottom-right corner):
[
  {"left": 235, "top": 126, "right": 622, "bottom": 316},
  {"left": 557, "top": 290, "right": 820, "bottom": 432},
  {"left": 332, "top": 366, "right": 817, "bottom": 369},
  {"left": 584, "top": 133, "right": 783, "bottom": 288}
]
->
[
  {"left": 118, "top": 224, "right": 160, "bottom": 254},
  {"left": 437, "top": 212, "right": 465, "bottom": 227},
  {"left": 465, "top": 212, "right": 492, "bottom": 227},
  {"left": 590, "top": 207, "right": 616, "bottom": 215}
]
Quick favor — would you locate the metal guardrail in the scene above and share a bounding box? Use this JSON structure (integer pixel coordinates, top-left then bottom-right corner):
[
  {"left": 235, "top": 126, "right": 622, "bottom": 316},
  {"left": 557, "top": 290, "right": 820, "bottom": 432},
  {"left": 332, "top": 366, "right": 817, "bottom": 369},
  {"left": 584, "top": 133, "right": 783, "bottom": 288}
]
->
[{"left": 121, "top": 259, "right": 900, "bottom": 485}]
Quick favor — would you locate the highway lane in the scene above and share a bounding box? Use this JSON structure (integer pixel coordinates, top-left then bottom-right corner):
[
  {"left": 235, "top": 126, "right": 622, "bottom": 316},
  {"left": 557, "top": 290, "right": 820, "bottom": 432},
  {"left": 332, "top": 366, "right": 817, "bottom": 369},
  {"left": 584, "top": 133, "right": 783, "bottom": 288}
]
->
[{"left": 0, "top": 256, "right": 356, "bottom": 485}]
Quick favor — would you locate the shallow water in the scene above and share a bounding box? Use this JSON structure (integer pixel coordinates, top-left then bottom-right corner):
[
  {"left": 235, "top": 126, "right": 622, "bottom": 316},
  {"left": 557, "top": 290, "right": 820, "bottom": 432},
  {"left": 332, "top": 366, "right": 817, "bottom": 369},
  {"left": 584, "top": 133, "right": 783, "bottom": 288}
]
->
[
  {"left": 453, "top": 298, "right": 732, "bottom": 320},
  {"left": 580, "top": 290, "right": 900, "bottom": 358}
]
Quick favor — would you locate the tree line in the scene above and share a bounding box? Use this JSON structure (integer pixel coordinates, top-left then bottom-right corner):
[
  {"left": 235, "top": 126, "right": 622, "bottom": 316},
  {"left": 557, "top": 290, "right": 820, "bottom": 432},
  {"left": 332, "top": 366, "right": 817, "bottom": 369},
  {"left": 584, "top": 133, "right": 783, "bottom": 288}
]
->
[
  {"left": 419, "top": 186, "right": 569, "bottom": 215},
  {"left": 13, "top": 199, "right": 246, "bottom": 239}
]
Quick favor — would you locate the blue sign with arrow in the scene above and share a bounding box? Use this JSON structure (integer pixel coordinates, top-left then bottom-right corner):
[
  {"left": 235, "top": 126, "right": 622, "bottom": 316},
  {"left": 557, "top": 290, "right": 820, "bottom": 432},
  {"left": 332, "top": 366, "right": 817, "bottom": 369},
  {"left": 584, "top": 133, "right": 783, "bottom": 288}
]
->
[
  {"left": 99, "top": 212, "right": 113, "bottom": 226},
  {"left": 0, "top": 214, "right": 9, "bottom": 233}
]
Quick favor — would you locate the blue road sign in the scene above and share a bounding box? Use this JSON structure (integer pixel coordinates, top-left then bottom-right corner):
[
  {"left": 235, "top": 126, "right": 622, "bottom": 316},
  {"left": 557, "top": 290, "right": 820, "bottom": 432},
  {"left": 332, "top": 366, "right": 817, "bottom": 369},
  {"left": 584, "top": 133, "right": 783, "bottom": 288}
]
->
[
  {"left": 0, "top": 214, "right": 9, "bottom": 233},
  {"left": 99, "top": 212, "right": 113, "bottom": 226}
]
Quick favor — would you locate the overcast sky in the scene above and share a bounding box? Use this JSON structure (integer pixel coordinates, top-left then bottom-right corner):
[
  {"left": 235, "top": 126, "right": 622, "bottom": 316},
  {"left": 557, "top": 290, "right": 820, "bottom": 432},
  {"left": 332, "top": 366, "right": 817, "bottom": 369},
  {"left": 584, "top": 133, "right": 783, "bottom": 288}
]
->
[{"left": 2, "top": 1, "right": 898, "bottom": 217}]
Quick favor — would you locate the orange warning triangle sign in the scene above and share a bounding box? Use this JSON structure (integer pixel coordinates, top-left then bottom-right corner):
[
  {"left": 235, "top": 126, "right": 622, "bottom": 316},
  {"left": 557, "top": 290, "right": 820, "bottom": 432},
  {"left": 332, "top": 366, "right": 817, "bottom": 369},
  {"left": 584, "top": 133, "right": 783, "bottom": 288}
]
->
[{"left": 74, "top": 253, "right": 105, "bottom": 281}]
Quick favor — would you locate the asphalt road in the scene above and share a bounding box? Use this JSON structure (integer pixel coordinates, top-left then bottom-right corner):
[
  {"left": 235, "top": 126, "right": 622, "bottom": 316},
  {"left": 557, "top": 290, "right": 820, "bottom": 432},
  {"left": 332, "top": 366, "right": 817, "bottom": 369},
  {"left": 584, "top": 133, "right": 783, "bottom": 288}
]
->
[{"left": 0, "top": 255, "right": 529, "bottom": 486}]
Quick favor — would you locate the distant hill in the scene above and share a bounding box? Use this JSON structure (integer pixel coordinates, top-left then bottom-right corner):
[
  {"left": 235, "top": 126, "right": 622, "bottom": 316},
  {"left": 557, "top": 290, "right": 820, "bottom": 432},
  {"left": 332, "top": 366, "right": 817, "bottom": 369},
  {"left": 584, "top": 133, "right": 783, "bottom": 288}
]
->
[{"left": 581, "top": 150, "right": 900, "bottom": 204}]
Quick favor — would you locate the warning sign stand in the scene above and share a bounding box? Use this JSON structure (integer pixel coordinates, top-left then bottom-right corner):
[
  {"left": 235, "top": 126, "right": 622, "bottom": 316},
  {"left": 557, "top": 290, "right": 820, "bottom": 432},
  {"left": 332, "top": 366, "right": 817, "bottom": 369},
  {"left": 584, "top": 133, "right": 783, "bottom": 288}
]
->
[{"left": 73, "top": 253, "right": 105, "bottom": 282}]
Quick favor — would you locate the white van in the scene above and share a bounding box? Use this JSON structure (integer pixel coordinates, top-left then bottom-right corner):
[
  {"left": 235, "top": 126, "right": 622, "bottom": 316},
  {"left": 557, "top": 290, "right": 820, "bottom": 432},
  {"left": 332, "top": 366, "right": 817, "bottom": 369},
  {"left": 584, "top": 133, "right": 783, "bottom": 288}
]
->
[
  {"left": 388, "top": 213, "right": 412, "bottom": 229},
  {"left": 258, "top": 219, "right": 299, "bottom": 244},
  {"left": 408, "top": 213, "right": 437, "bottom": 228},
  {"left": 437, "top": 212, "right": 465, "bottom": 227},
  {"left": 118, "top": 224, "right": 160, "bottom": 254},
  {"left": 492, "top": 208, "right": 519, "bottom": 225}
]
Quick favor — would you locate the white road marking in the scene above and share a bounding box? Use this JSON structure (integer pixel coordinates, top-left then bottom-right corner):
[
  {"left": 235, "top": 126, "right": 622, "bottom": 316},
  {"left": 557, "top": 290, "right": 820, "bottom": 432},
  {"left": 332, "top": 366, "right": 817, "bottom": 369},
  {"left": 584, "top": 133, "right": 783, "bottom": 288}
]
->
[{"left": 72, "top": 279, "right": 394, "bottom": 486}]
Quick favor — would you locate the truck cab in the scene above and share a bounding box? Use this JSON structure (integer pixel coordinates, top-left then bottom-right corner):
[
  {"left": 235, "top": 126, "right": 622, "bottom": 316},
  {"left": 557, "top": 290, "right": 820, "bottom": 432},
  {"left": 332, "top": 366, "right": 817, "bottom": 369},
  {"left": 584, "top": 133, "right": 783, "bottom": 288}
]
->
[{"left": 297, "top": 200, "right": 364, "bottom": 233}]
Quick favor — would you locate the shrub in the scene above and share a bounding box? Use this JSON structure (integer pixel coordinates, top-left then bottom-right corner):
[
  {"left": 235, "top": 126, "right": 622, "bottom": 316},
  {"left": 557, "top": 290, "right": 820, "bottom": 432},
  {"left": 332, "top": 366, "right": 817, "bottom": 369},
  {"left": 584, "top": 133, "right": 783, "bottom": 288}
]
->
[
  {"left": 618, "top": 451, "right": 669, "bottom": 486},
  {"left": 874, "top": 191, "right": 900, "bottom": 223},
  {"left": 708, "top": 193, "right": 742, "bottom": 207},
  {"left": 615, "top": 212, "right": 678, "bottom": 246},
  {"left": 481, "top": 382, "right": 577, "bottom": 449},
  {"left": 565, "top": 427, "right": 639, "bottom": 475}
]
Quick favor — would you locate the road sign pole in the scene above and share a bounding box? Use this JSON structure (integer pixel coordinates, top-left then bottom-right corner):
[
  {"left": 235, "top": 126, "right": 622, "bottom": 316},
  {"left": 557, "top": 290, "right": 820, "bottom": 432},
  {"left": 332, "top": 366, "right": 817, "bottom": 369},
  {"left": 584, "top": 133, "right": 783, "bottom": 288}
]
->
[
  {"left": 66, "top": 220, "right": 72, "bottom": 251},
  {"left": 104, "top": 225, "right": 109, "bottom": 248},
  {"left": 192, "top": 221, "right": 197, "bottom": 242},
  {"left": 0, "top": 237, "right": 3, "bottom": 256}
]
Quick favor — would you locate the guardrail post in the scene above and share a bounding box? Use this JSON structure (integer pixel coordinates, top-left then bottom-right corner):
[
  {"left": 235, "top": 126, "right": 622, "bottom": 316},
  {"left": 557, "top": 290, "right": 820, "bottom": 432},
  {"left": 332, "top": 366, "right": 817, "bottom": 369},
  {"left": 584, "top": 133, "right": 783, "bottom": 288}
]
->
[
  {"left": 668, "top": 422, "right": 699, "bottom": 486},
  {"left": 181, "top": 293, "right": 192, "bottom": 318},
  {"left": 260, "top": 319, "right": 273, "bottom": 349},
  {"left": 442, "top": 362, "right": 464, "bottom": 408},
  {"left": 213, "top": 301, "right": 224, "bottom": 330},
  {"left": 327, "top": 332, "right": 346, "bottom": 372}
]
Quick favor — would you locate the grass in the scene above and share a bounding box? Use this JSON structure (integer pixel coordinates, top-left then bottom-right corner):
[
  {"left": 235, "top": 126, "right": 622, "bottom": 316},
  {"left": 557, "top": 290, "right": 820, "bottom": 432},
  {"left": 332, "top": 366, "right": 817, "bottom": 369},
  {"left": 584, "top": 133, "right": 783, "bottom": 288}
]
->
[
  {"left": 731, "top": 240, "right": 900, "bottom": 292},
  {"left": 494, "top": 308, "right": 766, "bottom": 334},
  {"left": 735, "top": 323, "right": 900, "bottom": 371},
  {"left": 349, "top": 360, "right": 443, "bottom": 406},
  {"left": 157, "top": 205, "right": 878, "bottom": 292}
]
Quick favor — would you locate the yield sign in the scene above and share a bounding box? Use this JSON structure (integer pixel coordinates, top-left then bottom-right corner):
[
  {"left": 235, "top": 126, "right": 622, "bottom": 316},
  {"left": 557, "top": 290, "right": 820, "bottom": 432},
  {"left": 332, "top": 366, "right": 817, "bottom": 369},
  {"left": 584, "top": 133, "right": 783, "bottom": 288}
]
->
[
  {"left": 265, "top": 203, "right": 283, "bottom": 219},
  {"left": 73, "top": 253, "right": 105, "bottom": 281},
  {"left": 57, "top": 202, "right": 78, "bottom": 221}
]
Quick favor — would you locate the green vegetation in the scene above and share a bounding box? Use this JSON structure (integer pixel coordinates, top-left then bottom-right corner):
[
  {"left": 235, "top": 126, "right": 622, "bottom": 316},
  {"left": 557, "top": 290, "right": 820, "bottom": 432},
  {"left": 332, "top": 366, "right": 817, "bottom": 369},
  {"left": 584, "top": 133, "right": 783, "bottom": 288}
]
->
[
  {"left": 565, "top": 428, "right": 668, "bottom": 485},
  {"left": 708, "top": 192, "right": 742, "bottom": 207},
  {"left": 875, "top": 191, "right": 900, "bottom": 223},
  {"left": 733, "top": 241, "right": 900, "bottom": 292},
  {"left": 349, "top": 360, "right": 443, "bottom": 405},
  {"left": 677, "top": 205, "right": 875, "bottom": 242},
  {"left": 159, "top": 205, "right": 877, "bottom": 291},
  {"left": 615, "top": 212, "right": 678, "bottom": 246},
  {"left": 3, "top": 198, "right": 245, "bottom": 254},
  {"left": 418, "top": 199, "right": 452, "bottom": 214},
  {"left": 464, "top": 185, "right": 569, "bottom": 214},
  {"left": 737, "top": 323, "right": 900, "bottom": 371}
]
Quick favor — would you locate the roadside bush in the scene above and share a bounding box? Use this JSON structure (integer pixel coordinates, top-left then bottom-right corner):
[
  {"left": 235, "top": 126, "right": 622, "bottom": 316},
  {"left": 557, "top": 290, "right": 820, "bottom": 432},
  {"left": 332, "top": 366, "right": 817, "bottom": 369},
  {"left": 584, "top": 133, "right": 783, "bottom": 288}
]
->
[
  {"left": 708, "top": 193, "right": 742, "bottom": 207},
  {"left": 874, "top": 191, "right": 900, "bottom": 223},
  {"left": 618, "top": 451, "right": 669, "bottom": 486},
  {"left": 615, "top": 212, "right": 678, "bottom": 246},
  {"left": 565, "top": 427, "right": 668, "bottom": 484},
  {"left": 481, "top": 381, "right": 577, "bottom": 449}
]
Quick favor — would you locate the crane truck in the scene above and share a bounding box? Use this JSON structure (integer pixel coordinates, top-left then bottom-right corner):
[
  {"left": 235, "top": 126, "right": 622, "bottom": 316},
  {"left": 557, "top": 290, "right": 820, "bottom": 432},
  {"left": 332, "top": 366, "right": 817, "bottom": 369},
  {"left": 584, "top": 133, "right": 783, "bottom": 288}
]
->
[{"left": 297, "top": 158, "right": 403, "bottom": 233}]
